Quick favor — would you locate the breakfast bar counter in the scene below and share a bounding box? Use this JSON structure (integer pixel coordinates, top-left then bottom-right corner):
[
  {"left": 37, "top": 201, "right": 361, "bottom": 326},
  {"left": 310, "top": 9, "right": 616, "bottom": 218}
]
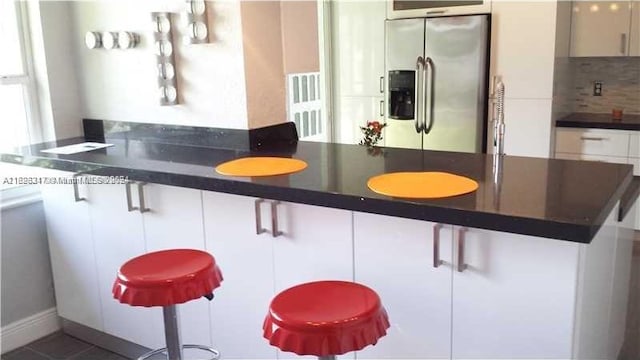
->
[{"left": 0, "top": 120, "right": 636, "bottom": 360}]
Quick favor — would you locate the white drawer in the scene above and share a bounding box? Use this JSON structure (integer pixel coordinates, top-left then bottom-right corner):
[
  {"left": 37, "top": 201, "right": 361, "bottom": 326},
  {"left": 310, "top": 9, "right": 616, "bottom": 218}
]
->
[
  {"left": 555, "top": 129, "right": 629, "bottom": 157},
  {"left": 555, "top": 152, "right": 628, "bottom": 165}
]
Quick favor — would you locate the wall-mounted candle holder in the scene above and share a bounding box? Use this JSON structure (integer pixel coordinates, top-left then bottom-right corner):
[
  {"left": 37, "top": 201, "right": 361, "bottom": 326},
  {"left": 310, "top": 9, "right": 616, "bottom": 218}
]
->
[
  {"left": 85, "top": 31, "right": 140, "bottom": 50},
  {"left": 152, "top": 12, "right": 179, "bottom": 106},
  {"left": 184, "top": 0, "right": 209, "bottom": 44},
  {"left": 85, "top": 31, "right": 102, "bottom": 49}
]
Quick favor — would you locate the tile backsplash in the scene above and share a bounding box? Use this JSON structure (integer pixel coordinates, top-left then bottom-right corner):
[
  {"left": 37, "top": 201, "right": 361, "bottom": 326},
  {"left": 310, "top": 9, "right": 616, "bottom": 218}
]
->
[{"left": 571, "top": 57, "right": 640, "bottom": 114}]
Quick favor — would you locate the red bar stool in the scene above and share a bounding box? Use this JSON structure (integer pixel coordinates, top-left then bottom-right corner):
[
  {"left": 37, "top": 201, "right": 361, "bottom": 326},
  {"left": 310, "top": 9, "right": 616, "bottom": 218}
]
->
[
  {"left": 263, "top": 280, "right": 390, "bottom": 360},
  {"left": 113, "top": 249, "right": 223, "bottom": 360}
]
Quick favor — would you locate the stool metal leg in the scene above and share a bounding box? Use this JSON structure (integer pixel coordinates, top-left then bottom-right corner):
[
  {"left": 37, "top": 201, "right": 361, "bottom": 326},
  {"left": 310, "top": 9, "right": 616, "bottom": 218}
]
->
[
  {"left": 163, "top": 305, "right": 183, "bottom": 360},
  {"left": 318, "top": 356, "right": 337, "bottom": 360}
]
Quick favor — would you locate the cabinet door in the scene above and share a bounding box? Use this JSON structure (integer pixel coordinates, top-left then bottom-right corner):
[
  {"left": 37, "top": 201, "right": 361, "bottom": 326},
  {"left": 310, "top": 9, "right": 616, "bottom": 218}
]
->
[
  {"left": 490, "top": 1, "right": 556, "bottom": 99},
  {"left": 90, "top": 182, "right": 164, "bottom": 349},
  {"left": 40, "top": 171, "right": 103, "bottom": 331},
  {"left": 335, "top": 96, "right": 384, "bottom": 145},
  {"left": 387, "top": 0, "right": 492, "bottom": 19},
  {"left": 333, "top": 0, "right": 385, "bottom": 97},
  {"left": 631, "top": 1, "right": 640, "bottom": 56},
  {"left": 451, "top": 227, "right": 580, "bottom": 359},
  {"left": 272, "top": 202, "right": 354, "bottom": 359},
  {"left": 354, "top": 213, "right": 452, "bottom": 359},
  {"left": 570, "top": 1, "right": 632, "bottom": 57},
  {"left": 501, "top": 98, "right": 553, "bottom": 157},
  {"left": 202, "top": 192, "right": 276, "bottom": 359},
  {"left": 141, "top": 184, "right": 211, "bottom": 348}
]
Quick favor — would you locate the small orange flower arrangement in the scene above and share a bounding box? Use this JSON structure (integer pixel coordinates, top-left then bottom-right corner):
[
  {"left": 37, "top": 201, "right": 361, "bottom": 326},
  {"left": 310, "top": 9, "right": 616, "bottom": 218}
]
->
[{"left": 359, "top": 121, "right": 387, "bottom": 147}]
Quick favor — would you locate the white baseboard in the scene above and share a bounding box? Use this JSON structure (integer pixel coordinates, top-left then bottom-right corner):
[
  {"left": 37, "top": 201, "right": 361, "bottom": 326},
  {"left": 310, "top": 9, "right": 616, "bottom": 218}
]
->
[{"left": 1, "top": 307, "right": 61, "bottom": 354}]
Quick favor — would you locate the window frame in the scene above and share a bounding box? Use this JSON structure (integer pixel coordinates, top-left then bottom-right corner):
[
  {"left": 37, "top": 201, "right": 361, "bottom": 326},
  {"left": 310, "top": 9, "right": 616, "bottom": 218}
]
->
[{"left": 0, "top": 0, "right": 42, "bottom": 147}]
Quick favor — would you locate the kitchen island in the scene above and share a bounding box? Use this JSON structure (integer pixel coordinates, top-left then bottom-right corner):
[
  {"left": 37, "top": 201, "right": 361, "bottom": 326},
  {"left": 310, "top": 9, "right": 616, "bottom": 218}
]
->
[{"left": 1, "top": 120, "right": 636, "bottom": 360}]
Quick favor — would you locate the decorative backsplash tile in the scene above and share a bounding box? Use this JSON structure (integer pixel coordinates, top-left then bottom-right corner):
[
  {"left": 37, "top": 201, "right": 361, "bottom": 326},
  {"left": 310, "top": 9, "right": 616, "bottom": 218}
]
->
[{"left": 571, "top": 57, "right": 640, "bottom": 114}]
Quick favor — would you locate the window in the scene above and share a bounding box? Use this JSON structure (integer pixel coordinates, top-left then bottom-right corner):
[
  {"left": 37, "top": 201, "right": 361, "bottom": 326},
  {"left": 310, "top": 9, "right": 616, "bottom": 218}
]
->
[{"left": 0, "top": 0, "right": 40, "bottom": 153}]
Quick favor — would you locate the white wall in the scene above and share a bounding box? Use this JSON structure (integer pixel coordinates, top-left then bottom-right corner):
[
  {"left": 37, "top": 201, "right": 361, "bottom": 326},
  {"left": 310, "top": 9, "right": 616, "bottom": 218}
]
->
[
  {"left": 1, "top": 200, "right": 56, "bottom": 327},
  {"left": 70, "top": 0, "right": 248, "bottom": 129}
]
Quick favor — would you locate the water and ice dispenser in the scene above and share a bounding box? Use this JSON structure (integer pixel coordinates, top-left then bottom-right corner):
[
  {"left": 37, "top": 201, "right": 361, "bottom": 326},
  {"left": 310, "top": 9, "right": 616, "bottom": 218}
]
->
[{"left": 388, "top": 70, "right": 415, "bottom": 120}]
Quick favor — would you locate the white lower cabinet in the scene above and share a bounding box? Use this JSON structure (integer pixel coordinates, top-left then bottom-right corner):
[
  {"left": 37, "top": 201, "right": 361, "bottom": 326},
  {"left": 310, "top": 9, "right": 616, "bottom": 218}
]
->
[
  {"left": 450, "top": 227, "right": 578, "bottom": 359},
  {"left": 354, "top": 213, "right": 453, "bottom": 360},
  {"left": 202, "top": 191, "right": 353, "bottom": 359},
  {"left": 42, "top": 174, "right": 210, "bottom": 350},
  {"left": 89, "top": 181, "right": 163, "bottom": 349},
  {"left": 40, "top": 171, "right": 103, "bottom": 331},
  {"left": 353, "top": 211, "right": 627, "bottom": 360}
]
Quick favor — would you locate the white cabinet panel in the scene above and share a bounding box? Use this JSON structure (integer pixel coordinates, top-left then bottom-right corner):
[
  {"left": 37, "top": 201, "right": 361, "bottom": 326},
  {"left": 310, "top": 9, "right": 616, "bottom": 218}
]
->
[
  {"left": 354, "top": 213, "right": 452, "bottom": 359},
  {"left": 333, "top": 1, "right": 385, "bottom": 97},
  {"left": 556, "top": 152, "right": 628, "bottom": 164},
  {"left": 141, "top": 184, "right": 211, "bottom": 348},
  {"left": 555, "top": 128, "right": 630, "bottom": 156},
  {"left": 489, "top": 1, "right": 557, "bottom": 99},
  {"left": 203, "top": 192, "right": 277, "bottom": 360},
  {"left": 90, "top": 182, "right": 164, "bottom": 349},
  {"left": 631, "top": 1, "right": 640, "bottom": 56},
  {"left": 40, "top": 171, "right": 103, "bottom": 331},
  {"left": 335, "top": 96, "right": 384, "bottom": 145},
  {"left": 451, "top": 227, "right": 579, "bottom": 359},
  {"left": 570, "top": 1, "right": 632, "bottom": 57},
  {"left": 272, "top": 202, "right": 353, "bottom": 291},
  {"left": 502, "top": 98, "right": 553, "bottom": 157}
]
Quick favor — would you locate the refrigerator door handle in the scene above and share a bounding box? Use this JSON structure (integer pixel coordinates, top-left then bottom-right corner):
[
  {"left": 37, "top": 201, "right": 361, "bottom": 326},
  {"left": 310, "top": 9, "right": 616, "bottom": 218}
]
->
[
  {"left": 415, "top": 56, "right": 425, "bottom": 133},
  {"left": 423, "top": 57, "right": 435, "bottom": 134}
]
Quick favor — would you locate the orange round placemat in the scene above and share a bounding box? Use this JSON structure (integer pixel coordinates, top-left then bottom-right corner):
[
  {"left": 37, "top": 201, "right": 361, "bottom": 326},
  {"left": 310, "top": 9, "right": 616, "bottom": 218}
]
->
[
  {"left": 215, "top": 157, "right": 308, "bottom": 177},
  {"left": 367, "top": 171, "right": 478, "bottom": 199}
]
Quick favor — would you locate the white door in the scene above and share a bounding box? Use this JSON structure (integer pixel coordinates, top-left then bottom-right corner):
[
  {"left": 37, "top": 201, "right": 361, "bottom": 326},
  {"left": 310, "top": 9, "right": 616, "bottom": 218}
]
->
[
  {"left": 90, "top": 181, "right": 164, "bottom": 349},
  {"left": 140, "top": 184, "right": 211, "bottom": 348},
  {"left": 40, "top": 171, "right": 103, "bottom": 331},
  {"left": 354, "top": 213, "right": 452, "bottom": 359},
  {"left": 451, "top": 227, "right": 579, "bottom": 359},
  {"left": 570, "top": 1, "right": 632, "bottom": 57},
  {"left": 202, "top": 191, "right": 277, "bottom": 359},
  {"left": 272, "top": 202, "right": 354, "bottom": 360}
]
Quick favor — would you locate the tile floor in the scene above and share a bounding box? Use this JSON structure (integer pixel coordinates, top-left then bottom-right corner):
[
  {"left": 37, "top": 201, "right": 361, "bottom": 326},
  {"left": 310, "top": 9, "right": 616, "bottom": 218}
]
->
[
  {"left": 3, "top": 242, "right": 640, "bottom": 360},
  {"left": 0, "top": 332, "right": 126, "bottom": 360}
]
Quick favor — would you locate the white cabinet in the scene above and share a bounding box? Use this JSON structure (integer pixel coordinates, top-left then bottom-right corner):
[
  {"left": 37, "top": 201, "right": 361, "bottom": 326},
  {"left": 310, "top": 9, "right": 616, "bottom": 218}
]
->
[
  {"left": 138, "top": 184, "right": 212, "bottom": 348},
  {"left": 489, "top": 1, "right": 557, "bottom": 100},
  {"left": 451, "top": 227, "right": 578, "bottom": 359},
  {"left": 631, "top": 2, "right": 640, "bottom": 56},
  {"left": 570, "top": 1, "right": 634, "bottom": 57},
  {"left": 40, "top": 171, "right": 103, "bottom": 331},
  {"left": 203, "top": 192, "right": 353, "bottom": 359},
  {"left": 42, "top": 177, "right": 211, "bottom": 350},
  {"left": 354, "top": 210, "right": 629, "bottom": 360},
  {"left": 354, "top": 213, "right": 452, "bottom": 359},
  {"left": 488, "top": 1, "right": 558, "bottom": 158},
  {"left": 555, "top": 128, "right": 630, "bottom": 157},
  {"left": 89, "top": 182, "right": 164, "bottom": 349},
  {"left": 332, "top": 0, "right": 385, "bottom": 144}
]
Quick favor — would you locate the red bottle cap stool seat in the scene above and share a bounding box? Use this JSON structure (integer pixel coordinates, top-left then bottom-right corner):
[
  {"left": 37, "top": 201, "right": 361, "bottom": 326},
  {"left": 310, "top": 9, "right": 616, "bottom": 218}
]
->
[
  {"left": 113, "top": 249, "right": 223, "bottom": 360},
  {"left": 263, "top": 281, "right": 390, "bottom": 359}
]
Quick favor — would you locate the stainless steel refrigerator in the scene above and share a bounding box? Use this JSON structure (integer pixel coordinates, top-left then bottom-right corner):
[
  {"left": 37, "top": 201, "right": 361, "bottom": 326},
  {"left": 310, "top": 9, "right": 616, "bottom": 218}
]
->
[{"left": 384, "top": 15, "right": 489, "bottom": 152}]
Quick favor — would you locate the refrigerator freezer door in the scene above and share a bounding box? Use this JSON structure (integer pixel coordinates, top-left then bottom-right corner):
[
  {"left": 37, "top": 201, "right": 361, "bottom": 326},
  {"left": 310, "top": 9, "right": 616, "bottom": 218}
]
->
[
  {"left": 423, "top": 15, "right": 489, "bottom": 153},
  {"left": 384, "top": 18, "right": 425, "bottom": 150}
]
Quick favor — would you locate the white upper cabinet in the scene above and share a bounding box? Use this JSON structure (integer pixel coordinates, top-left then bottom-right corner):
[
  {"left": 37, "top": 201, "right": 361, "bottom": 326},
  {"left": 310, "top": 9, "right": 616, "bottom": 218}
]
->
[
  {"left": 570, "top": 1, "right": 633, "bottom": 57},
  {"left": 387, "top": 0, "right": 491, "bottom": 19},
  {"left": 489, "top": 1, "right": 557, "bottom": 100},
  {"left": 333, "top": 0, "right": 385, "bottom": 97},
  {"left": 631, "top": 1, "right": 640, "bottom": 55}
]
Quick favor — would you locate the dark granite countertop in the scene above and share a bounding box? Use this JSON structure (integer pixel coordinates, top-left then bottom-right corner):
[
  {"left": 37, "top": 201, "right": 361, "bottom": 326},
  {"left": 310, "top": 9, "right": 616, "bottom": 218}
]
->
[
  {"left": 556, "top": 112, "right": 640, "bottom": 131},
  {"left": 1, "top": 120, "right": 634, "bottom": 244}
]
